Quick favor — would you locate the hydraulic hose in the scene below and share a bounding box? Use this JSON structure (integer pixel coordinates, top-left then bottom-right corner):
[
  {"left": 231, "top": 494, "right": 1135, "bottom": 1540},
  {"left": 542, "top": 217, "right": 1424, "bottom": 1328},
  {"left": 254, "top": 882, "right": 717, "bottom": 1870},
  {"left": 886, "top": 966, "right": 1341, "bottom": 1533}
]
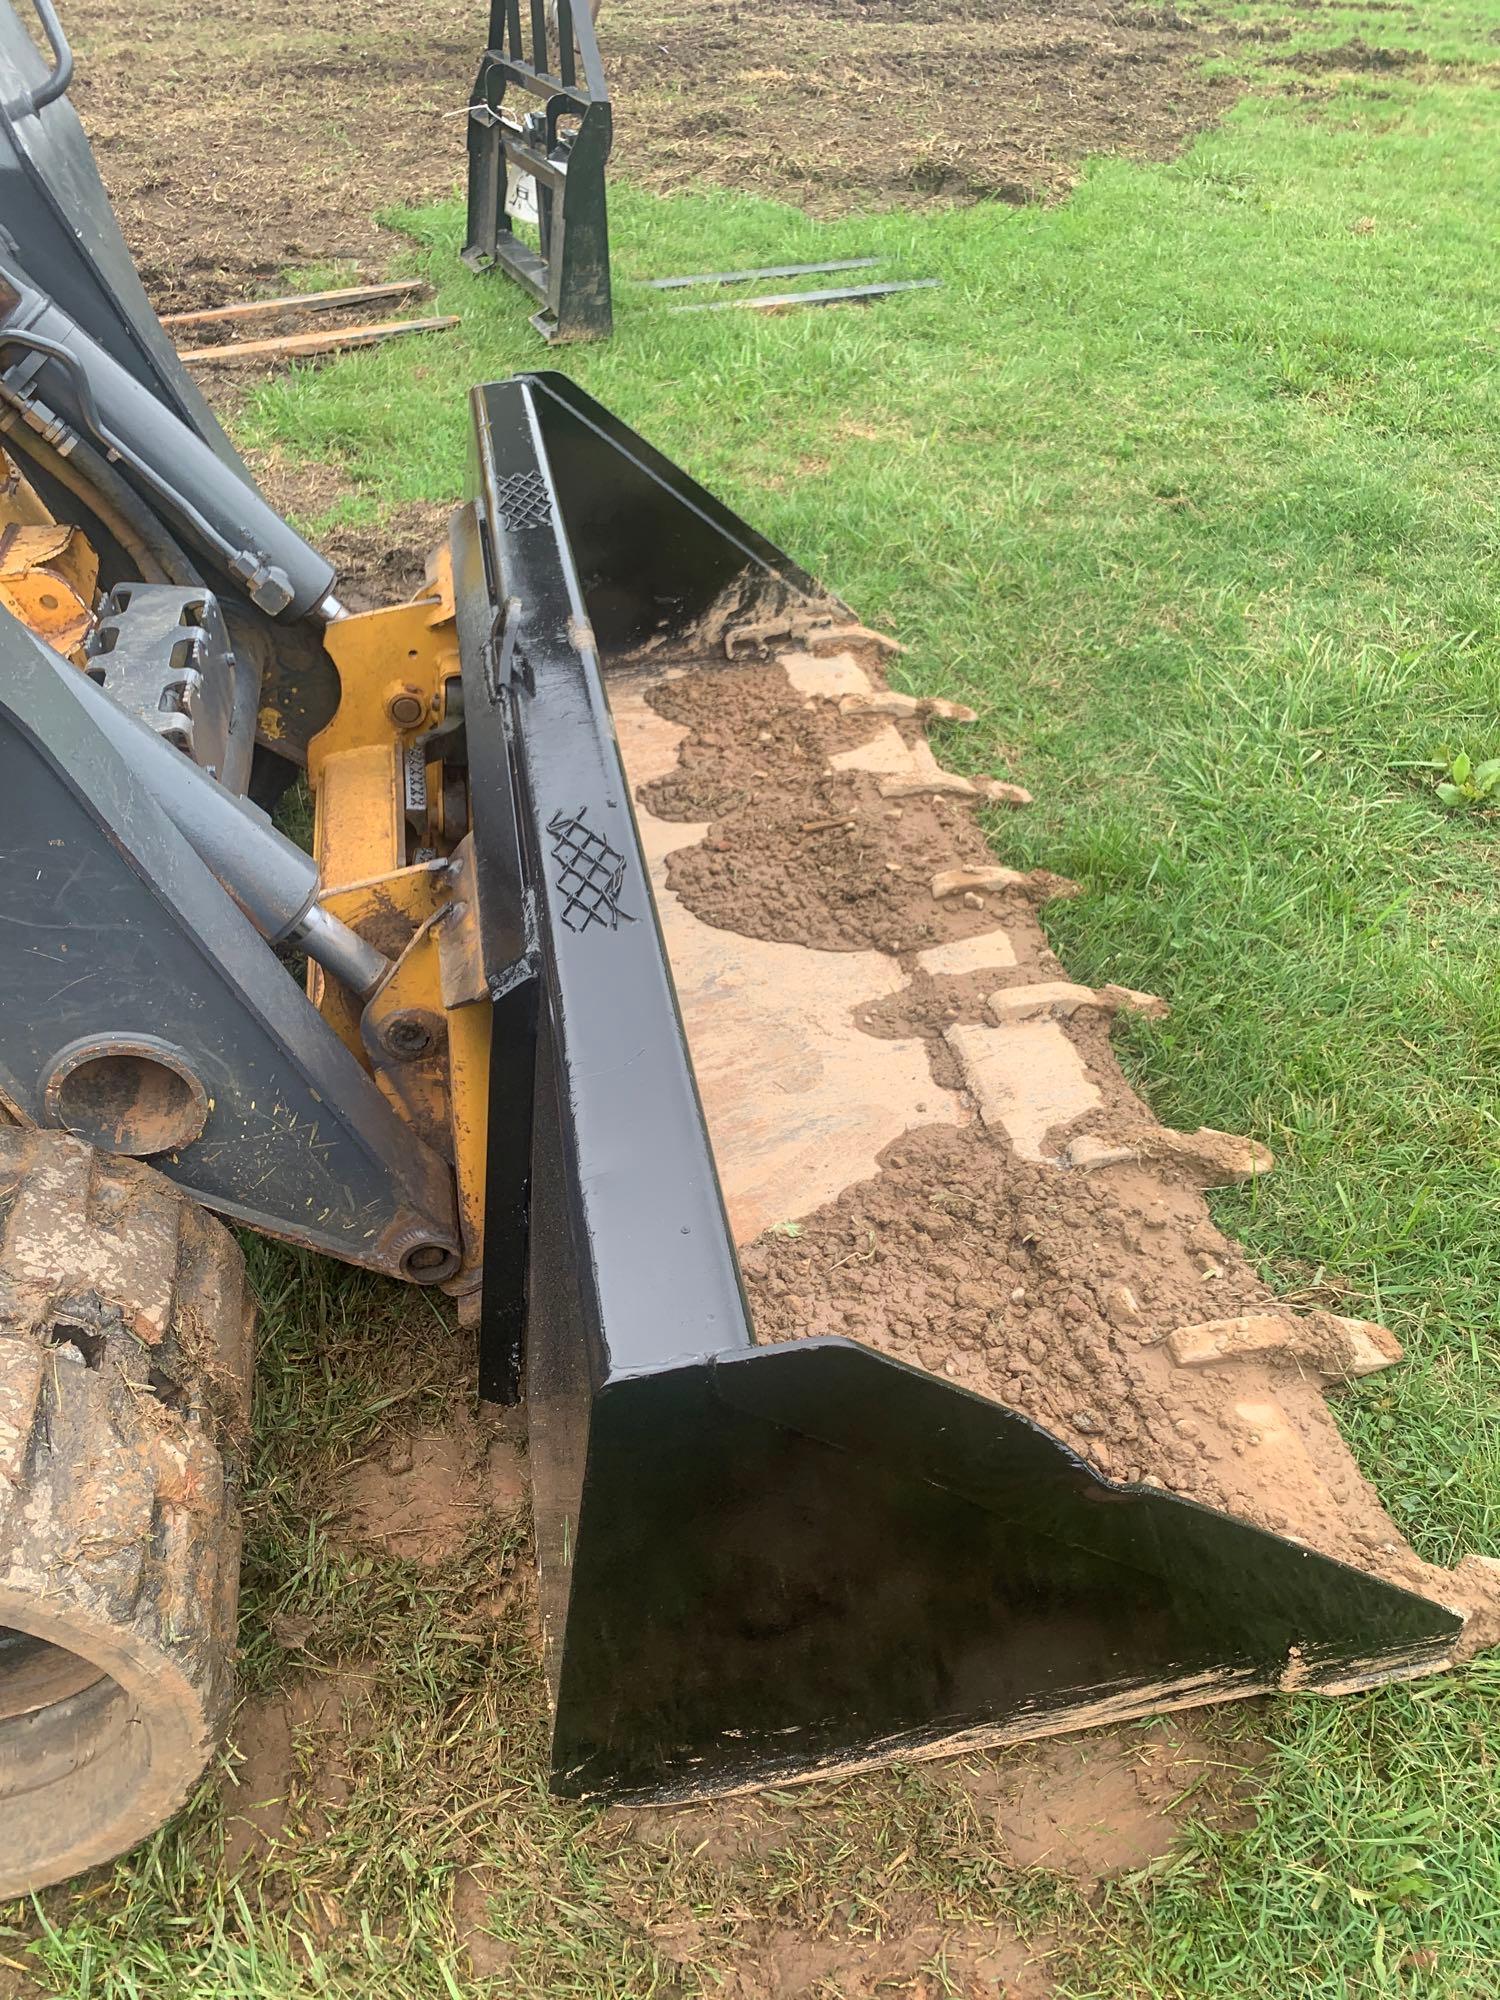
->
[
  {"left": 0, "top": 416, "right": 200, "bottom": 588},
  {"left": 0, "top": 329, "right": 244, "bottom": 594},
  {"left": 0, "top": 272, "right": 337, "bottom": 618}
]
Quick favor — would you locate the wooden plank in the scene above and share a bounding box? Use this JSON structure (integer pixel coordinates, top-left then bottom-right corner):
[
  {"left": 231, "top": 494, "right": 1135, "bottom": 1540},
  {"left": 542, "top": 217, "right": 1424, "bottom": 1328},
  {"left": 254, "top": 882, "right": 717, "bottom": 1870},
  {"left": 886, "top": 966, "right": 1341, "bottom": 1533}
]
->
[
  {"left": 161, "top": 280, "right": 427, "bottom": 330},
  {"left": 179, "top": 315, "right": 460, "bottom": 365}
]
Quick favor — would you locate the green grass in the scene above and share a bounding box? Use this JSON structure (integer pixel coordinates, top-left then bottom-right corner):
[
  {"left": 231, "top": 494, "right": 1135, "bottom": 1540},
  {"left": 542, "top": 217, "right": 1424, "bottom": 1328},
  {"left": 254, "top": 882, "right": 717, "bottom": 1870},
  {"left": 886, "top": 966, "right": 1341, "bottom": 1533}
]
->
[
  {"left": 9, "top": 11, "right": 1500, "bottom": 1998},
  {"left": 274, "top": 261, "right": 366, "bottom": 296}
]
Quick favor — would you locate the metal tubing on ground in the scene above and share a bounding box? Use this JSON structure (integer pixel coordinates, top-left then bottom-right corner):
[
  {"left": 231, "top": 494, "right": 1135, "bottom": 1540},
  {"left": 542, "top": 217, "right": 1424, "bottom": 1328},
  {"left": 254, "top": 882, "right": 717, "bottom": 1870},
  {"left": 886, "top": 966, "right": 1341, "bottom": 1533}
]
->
[
  {"left": 643, "top": 258, "right": 881, "bottom": 291},
  {"left": 671, "top": 279, "right": 942, "bottom": 315}
]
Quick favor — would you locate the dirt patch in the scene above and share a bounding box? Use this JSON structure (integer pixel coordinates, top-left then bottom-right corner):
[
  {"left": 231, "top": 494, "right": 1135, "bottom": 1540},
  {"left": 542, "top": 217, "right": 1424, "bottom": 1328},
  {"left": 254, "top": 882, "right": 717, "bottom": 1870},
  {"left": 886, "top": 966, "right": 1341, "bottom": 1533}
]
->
[
  {"left": 0, "top": 1964, "right": 50, "bottom": 2000},
  {"left": 222, "top": 1694, "right": 294, "bottom": 1871},
  {"left": 1270, "top": 34, "right": 1426, "bottom": 69},
  {"left": 718, "top": 1920, "right": 1054, "bottom": 1998},
  {"left": 310, "top": 503, "right": 454, "bottom": 614},
  {"left": 998, "top": 1743, "right": 1174, "bottom": 1881},
  {"left": 850, "top": 1713, "right": 1264, "bottom": 1943},
  {"left": 482, "top": 1431, "right": 528, "bottom": 1512},
  {"left": 334, "top": 1414, "right": 526, "bottom": 1566},
  {"left": 644, "top": 666, "right": 1043, "bottom": 957},
  {"left": 622, "top": 1790, "right": 811, "bottom": 1871},
  {"left": 605, "top": 1619, "right": 1263, "bottom": 1986},
  {"left": 243, "top": 448, "right": 451, "bottom": 611},
  {"left": 451, "top": 1866, "right": 515, "bottom": 1983},
  {"left": 222, "top": 1670, "right": 378, "bottom": 1873},
  {"left": 961, "top": 1715, "right": 1258, "bottom": 1883},
  {"left": 64, "top": 0, "right": 478, "bottom": 310},
  {"left": 611, "top": 0, "right": 1248, "bottom": 215},
  {"left": 63, "top": 0, "right": 1259, "bottom": 317},
  {"left": 614, "top": 1762, "right": 1083, "bottom": 1994},
  {"left": 336, "top": 1426, "right": 481, "bottom": 1564}
]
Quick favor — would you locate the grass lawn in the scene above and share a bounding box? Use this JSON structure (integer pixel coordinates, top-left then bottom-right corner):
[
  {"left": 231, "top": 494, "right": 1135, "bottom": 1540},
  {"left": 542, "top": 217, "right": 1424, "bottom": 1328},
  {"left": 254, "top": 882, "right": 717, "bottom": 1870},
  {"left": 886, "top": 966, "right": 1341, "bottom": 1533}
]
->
[{"left": 8, "top": 4, "right": 1500, "bottom": 1996}]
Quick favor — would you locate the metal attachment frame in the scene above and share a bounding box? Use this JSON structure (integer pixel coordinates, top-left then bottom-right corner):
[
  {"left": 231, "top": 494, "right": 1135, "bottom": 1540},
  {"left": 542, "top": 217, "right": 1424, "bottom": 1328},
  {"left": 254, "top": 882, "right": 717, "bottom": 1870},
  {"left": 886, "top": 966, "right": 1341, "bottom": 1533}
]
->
[{"left": 463, "top": 0, "right": 613, "bottom": 343}]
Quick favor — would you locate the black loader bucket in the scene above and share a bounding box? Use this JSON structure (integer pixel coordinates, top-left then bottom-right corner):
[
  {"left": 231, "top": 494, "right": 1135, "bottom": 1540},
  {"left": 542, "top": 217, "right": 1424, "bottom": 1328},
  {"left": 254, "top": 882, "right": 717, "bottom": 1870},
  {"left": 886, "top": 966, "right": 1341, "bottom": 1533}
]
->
[{"left": 454, "top": 374, "right": 1493, "bottom": 1804}]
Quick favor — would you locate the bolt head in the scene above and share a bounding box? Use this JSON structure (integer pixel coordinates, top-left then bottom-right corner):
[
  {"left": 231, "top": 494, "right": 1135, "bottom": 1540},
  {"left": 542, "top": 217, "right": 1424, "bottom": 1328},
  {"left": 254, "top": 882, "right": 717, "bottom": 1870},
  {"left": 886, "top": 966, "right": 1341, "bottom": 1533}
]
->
[
  {"left": 384, "top": 1015, "right": 435, "bottom": 1058},
  {"left": 387, "top": 687, "right": 426, "bottom": 727}
]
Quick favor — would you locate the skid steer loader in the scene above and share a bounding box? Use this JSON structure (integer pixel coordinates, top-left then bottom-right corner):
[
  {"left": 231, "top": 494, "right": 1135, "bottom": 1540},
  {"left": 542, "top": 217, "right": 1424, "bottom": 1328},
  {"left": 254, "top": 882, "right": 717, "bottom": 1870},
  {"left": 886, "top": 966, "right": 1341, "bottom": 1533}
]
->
[{"left": 1, "top": 0, "right": 1496, "bottom": 1902}]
